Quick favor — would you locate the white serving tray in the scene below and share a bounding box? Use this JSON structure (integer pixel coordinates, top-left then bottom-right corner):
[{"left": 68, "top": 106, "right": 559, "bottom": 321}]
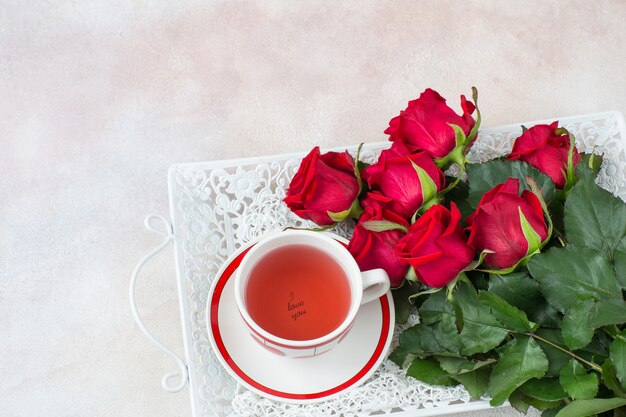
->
[{"left": 130, "top": 111, "right": 626, "bottom": 417}]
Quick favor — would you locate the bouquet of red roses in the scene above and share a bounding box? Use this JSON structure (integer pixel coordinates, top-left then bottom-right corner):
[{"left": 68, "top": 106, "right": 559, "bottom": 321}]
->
[{"left": 284, "top": 88, "right": 626, "bottom": 417}]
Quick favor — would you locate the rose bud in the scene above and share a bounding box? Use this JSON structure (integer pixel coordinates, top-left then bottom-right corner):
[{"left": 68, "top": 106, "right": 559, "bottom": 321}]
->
[
  {"left": 395, "top": 203, "right": 474, "bottom": 288},
  {"left": 348, "top": 200, "right": 409, "bottom": 288},
  {"left": 507, "top": 122, "right": 581, "bottom": 189},
  {"left": 284, "top": 146, "right": 360, "bottom": 226},
  {"left": 361, "top": 151, "right": 445, "bottom": 221},
  {"left": 385, "top": 88, "right": 477, "bottom": 165},
  {"left": 466, "top": 178, "right": 549, "bottom": 269}
]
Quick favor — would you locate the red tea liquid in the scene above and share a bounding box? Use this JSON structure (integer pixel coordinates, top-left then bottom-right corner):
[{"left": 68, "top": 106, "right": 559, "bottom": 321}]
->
[{"left": 245, "top": 245, "right": 351, "bottom": 341}]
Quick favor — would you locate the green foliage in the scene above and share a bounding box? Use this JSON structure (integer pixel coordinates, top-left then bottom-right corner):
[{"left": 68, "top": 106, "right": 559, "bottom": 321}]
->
[
  {"left": 406, "top": 358, "right": 457, "bottom": 386},
  {"left": 528, "top": 246, "right": 622, "bottom": 313},
  {"left": 555, "top": 398, "right": 626, "bottom": 417},
  {"left": 451, "top": 367, "right": 490, "bottom": 400},
  {"left": 488, "top": 272, "right": 561, "bottom": 328},
  {"left": 466, "top": 159, "right": 555, "bottom": 208},
  {"left": 613, "top": 240, "right": 626, "bottom": 290},
  {"left": 454, "top": 281, "right": 509, "bottom": 356},
  {"left": 487, "top": 336, "right": 549, "bottom": 406},
  {"left": 564, "top": 164, "right": 626, "bottom": 258},
  {"left": 609, "top": 330, "right": 626, "bottom": 389},
  {"left": 521, "top": 378, "right": 568, "bottom": 401},
  {"left": 534, "top": 328, "right": 574, "bottom": 378},
  {"left": 479, "top": 291, "right": 535, "bottom": 332},
  {"left": 359, "top": 219, "right": 408, "bottom": 233},
  {"left": 588, "top": 299, "right": 626, "bottom": 328},
  {"left": 601, "top": 358, "right": 625, "bottom": 397},
  {"left": 395, "top": 154, "right": 625, "bottom": 414},
  {"left": 559, "top": 359, "right": 600, "bottom": 400},
  {"left": 562, "top": 300, "right": 596, "bottom": 350}
]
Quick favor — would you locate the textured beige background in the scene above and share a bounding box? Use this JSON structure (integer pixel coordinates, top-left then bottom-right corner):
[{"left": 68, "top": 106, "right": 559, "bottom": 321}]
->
[{"left": 2, "top": 1, "right": 625, "bottom": 416}]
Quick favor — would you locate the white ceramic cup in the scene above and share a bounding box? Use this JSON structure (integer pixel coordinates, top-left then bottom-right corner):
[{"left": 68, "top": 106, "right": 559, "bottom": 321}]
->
[{"left": 234, "top": 230, "right": 390, "bottom": 358}]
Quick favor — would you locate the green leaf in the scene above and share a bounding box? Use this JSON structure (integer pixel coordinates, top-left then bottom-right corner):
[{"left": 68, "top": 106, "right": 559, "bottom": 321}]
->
[
  {"left": 524, "top": 397, "right": 563, "bottom": 411},
  {"left": 610, "top": 330, "right": 626, "bottom": 389},
  {"left": 613, "top": 239, "right": 626, "bottom": 290},
  {"left": 453, "top": 367, "right": 490, "bottom": 400},
  {"left": 418, "top": 287, "right": 455, "bottom": 325},
  {"left": 388, "top": 345, "right": 409, "bottom": 368},
  {"left": 433, "top": 356, "right": 495, "bottom": 399},
  {"left": 413, "top": 283, "right": 508, "bottom": 357},
  {"left": 397, "top": 320, "right": 462, "bottom": 358},
  {"left": 466, "top": 86, "right": 481, "bottom": 143},
  {"left": 535, "top": 328, "right": 573, "bottom": 377},
  {"left": 488, "top": 272, "right": 561, "bottom": 328},
  {"left": 525, "top": 175, "right": 554, "bottom": 239},
  {"left": 487, "top": 336, "right": 549, "bottom": 406},
  {"left": 479, "top": 290, "right": 535, "bottom": 332},
  {"left": 555, "top": 398, "right": 626, "bottom": 417},
  {"left": 353, "top": 142, "right": 364, "bottom": 193},
  {"left": 562, "top": 299, "right": 596, "bottom": 350},
  {"left": 521, "top": 378, "right": 568, "bottom": 401},
  {"left": 531, "top": 303, "right": 563, "bottom": 329},
  {"left": 520, "top": 207, "right": 544, "bottom": 254},
  {"left": 528, "top": 245, "right": 622, "bottom": 313},
  {"left": 561, "top": 129, "right": 578, "bottom": 194},
  {"left": 488, "top": 272, "right": 539, "bottom": 307},
  {"left": 454, "top": 282, "right": 509, "bottom": 356},
  {"left": 603, "top": 358, "right": 626, "bottom": 397},
  {"left": 589, "top": 299, "right": 626, "bottom": 328},
  {"left": 405, "top": 266, "right": 419, "bottom": 284},
  {"left": 509, "top": 389, "right": 531, "bottom": 414},
  {"left": 327, "top": 208, "right": 351, "bottom": 222},
  {"left": 449, "top": 123, "right": 467, "bottom": 147},
  {"left": 559, "top": 359, "right": 599, "bottom": 400},
  {"left": 406, "top": 357, "right": 457, "bottom": 386},
  {"left": 436, "top": 356, "right": 474, "bottom": 374},
  {"left": 439, "top": 357, "right": 496, "bottom": 374},
  {"left": 359, "top": 219, "right": 408, "bottom": 233},
  {"left": 411, "top": 160, "right": 439, "bottom": 205},
  {"left": 421, "top": 307, "right": 465, "bottom": 354},
  {"left": 466, "top": 159, "right": 555, "bottom": 208},
  {"left": 452, "top": 301, "right": 465, "bottom": 334},
  {"left": 407, "top": 285, "right": 444, "bottom": 303},
  {"left": 564, "top": 163, "right": 626, "bottom": 257},
  {"left": 580, "top": 152, "right": 603, "bottom": 175},
  {"left": 347, "top": 197, "right": 364, "bottom": 219}
]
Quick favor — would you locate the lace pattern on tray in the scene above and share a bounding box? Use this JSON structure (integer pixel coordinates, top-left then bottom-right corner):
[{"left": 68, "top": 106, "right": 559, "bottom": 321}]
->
[{"left": 168, "top": 112, "right": 626, "bottom": 417}]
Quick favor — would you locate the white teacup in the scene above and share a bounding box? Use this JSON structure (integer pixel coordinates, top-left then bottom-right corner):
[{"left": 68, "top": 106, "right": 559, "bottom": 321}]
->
[{"left": 234, "top": 230, "right": 390, "bottom": 358}]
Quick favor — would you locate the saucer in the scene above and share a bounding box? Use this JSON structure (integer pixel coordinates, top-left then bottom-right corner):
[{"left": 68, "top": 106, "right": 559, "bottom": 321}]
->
[{"left": 205, "top": 234, "right": 395, "bottom": 404}]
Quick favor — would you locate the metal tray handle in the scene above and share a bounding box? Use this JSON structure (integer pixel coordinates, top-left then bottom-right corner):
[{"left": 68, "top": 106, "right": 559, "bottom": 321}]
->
[{"left": 129, "top": 214, "right": 189, "bottom": 393}]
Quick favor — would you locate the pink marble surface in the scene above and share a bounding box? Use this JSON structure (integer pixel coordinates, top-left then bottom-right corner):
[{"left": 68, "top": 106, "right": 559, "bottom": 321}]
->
[{"left": 1, "top": 1, "right": 625, "bottom": 416}]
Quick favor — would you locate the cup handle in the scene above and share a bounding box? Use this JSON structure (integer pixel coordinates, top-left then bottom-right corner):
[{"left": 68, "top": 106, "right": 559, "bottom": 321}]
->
[{"left": 360, "top": 269, "right": 391, "bottom": 305}]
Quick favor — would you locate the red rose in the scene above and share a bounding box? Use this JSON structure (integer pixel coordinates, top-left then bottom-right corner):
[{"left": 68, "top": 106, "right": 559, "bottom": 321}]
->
[
  {"left": 284, "top": 147, "right": 359, "bottom": 226},
  {"left": 507, "top": 122, "right": 581, "bottom": 188},
  {"left": 466, "top": 178, "right": 549, "bottom": 269},
  {"left": 395, "top": 203, "right": 474, "bottom": 288},
  {"left": 361, "top": 151, "right": 445, "bottom": 220},
  {"left": 377, "top": 140, "right": 413, "bottom": 160},
  {"left": 348, "top": 200, "right": 409, "bottom": 287},
  {"left": 385, "top": 88, "right": 476, "bottom": 160}
]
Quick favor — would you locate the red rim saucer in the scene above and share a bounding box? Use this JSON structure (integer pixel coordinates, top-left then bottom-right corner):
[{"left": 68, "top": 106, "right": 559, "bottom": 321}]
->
[{"left": 205, "top": 233, "right": 395, "bottom": 404}]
